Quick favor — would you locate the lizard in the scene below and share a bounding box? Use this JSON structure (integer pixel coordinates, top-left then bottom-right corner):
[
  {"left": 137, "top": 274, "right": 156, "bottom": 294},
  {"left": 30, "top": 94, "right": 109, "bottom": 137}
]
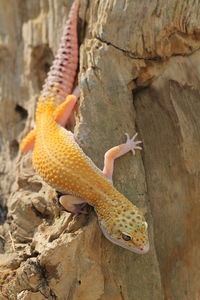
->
[{"left": 20, "top": 0, "right": 149, "bottom": 254}]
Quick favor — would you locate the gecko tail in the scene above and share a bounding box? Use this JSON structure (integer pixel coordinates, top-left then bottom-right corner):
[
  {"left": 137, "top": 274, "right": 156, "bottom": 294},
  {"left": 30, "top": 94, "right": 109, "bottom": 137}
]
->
[{"left": 42, "top": 0, "right": 80, "bottom": 103}]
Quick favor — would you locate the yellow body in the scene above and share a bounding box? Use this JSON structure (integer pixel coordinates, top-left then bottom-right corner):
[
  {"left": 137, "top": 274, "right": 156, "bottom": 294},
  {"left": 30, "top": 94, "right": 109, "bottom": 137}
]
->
[
  {"left": 28, "top": 95, "right": 149, "bottom": 254},
  {"left": 20, "top": 0, "right": 149, "bottom": 253},
  {"left": 34, "top": 98, "right": 131, "bottom": 216}
]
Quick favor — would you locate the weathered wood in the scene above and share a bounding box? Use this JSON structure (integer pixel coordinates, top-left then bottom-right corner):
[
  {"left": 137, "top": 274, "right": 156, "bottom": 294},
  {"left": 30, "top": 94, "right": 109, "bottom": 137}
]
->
[{"left": 0, "top": 0, "right": 200, "bottom": 299}]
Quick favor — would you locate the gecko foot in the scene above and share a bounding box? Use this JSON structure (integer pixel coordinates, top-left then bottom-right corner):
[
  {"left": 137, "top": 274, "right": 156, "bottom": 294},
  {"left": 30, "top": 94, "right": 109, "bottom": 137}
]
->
[
  {"left": 125, "top": 133, "right": 142, "bottom": 155},
  {"left": 59, "top": 195, "right": 88, "bottom": 214},
  {"left": 74, "top": 203, "right": 89, "bottom": 214}
]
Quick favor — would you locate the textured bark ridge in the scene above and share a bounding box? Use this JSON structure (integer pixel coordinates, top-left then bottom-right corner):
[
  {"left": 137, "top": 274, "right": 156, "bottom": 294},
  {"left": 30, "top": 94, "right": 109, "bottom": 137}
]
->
[{"left": 0, "top": 0, "right": 200, "bottom": 299}]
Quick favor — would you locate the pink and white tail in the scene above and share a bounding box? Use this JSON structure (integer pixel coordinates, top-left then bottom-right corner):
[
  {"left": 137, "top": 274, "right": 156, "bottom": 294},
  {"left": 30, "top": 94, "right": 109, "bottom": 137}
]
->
[{"left": 42, "top": 0, "right": 79, "bottom": 103}]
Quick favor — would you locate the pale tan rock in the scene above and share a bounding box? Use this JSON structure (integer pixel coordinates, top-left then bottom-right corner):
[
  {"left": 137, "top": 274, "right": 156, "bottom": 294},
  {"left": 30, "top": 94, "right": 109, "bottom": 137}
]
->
[
  {"left": 17, "top": 290, "right": 46, "bottom": 300},
  {"left": 0, "top": 0, "right": 200, "bottom": 299}
]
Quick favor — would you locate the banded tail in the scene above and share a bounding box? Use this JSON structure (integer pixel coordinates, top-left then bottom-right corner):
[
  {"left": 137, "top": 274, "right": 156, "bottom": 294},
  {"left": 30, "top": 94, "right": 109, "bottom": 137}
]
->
[{"left": 41, "top": 0, "right": 80, "bottom": 103}]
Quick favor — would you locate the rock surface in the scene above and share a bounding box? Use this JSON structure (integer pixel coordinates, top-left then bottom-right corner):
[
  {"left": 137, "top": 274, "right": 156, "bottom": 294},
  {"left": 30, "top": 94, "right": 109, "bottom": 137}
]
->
[{"left": 0, "top": 0, "right": 200, "bottom": 299}]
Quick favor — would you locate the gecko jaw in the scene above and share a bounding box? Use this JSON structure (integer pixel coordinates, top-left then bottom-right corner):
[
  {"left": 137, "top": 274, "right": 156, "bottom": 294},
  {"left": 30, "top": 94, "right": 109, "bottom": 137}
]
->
[{"left": 133, "top": 242, "right": 149, "bottom": 254}]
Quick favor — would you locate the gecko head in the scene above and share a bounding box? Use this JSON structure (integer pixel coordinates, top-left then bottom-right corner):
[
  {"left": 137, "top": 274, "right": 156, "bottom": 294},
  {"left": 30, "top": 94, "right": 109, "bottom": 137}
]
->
[{"left": 99, "top": 207, "right": 149, "bottom": 254}]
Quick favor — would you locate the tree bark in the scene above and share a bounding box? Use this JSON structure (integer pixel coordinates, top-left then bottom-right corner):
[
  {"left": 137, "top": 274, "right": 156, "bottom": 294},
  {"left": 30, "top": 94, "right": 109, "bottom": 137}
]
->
[{"left": 0, "top": 0, "right": 200, "bottom": 299}]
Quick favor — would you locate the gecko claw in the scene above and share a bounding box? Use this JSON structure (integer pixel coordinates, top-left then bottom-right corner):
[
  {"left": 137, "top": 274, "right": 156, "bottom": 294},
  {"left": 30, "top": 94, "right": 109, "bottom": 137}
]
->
[{"left": 125, "top": 133, "right": 142, "bottom": 155}]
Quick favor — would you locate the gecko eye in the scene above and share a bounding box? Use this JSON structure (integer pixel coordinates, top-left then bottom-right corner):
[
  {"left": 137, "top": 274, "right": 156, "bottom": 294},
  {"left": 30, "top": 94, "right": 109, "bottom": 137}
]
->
[{"left": 121, "top": 233, "right": 131, "bottom": 241}]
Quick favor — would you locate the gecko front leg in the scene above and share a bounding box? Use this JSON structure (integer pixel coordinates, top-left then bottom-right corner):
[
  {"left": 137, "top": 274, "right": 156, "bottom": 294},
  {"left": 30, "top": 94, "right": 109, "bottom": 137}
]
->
[
  {"left": 59, "top": 133, "right": 142, "bottom": 214},
  {"left": 103, "top": 133, "right": 142, "bottom": 181}
]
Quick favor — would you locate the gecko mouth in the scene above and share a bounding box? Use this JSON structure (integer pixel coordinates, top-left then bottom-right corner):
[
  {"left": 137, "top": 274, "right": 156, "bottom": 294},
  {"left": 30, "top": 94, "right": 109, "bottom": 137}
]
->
[{"left": 132, "top": 243, "right": 149, "bottom": 254}]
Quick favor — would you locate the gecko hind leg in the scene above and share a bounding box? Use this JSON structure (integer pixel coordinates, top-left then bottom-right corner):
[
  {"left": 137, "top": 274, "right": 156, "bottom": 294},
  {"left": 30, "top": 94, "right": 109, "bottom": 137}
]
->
[
  {"left": 53, "top": 94, "right": 77, "bottom": 127},
  {"left": 103, "top": 133, "right": 142, "bottom": 181},
  {"left": 20, "top": 95, "right": 77, "bottom": 153},
  {"left": 20, "top": 129, "right": 36, "bottom": 152},
  {"left": 59, "top": 195, "right": 87, "bottom": 214},
  {"left": 72, "top": 85, "right": 80, "bottom": 98}
]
